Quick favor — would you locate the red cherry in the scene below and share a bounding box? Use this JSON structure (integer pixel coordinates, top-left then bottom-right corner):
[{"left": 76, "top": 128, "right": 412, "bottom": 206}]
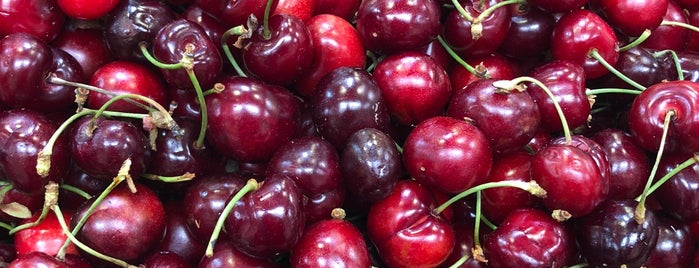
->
[
  {"left": 290, "top": 216, "right": 371, "bottom": 267},
  {"left": 273, "top": 0, "right": 315, "bottom": 22},
  {"left": 14, "top": 211, "right": 79, "bottom": 257},
  {"left": 590, "top": 0, "right": 668, "bottom": 37},
  {"left": 481, "top": 152, "right": 540, "bottom": 224},
  {"left": 0, "top": 0, "right": 66, "bottom": 42},
  {"left": 527, "top": 0, "right": 587, "bottom": 13},
  {"left": 642, "top": 1, "right": 689, "bottom": 51},
  {"left": 442, "top": 0, "right": 512, "bottom": 59},
  {"left": 57, "top": 0, "right": 121, "bottom": 20},
  {"left": 87, "top": 61, "right": 168, "bottom": 113},
  {"left": 312, "top": 0, "right": 360, "bottom": 21},
  {"left": 51, "top": 27, "right": 114, "bottom": 78}
]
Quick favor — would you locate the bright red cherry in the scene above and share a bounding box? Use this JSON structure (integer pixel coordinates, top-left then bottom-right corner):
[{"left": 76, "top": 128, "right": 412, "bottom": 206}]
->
[
  {"left": 87, "top": 61, "right": 169, "bottom": 113},
  {"left": 0, "top": 0, "right": 66, "bottom": 42},
  {"left": 57, "top": 0, "right": 121, "bottom": 20},
  {"left": 14, "top": 211, "right": 79, "bottom": 257},
  {"left": 290, "top": 215, "right": 371, "bottom": 267}
]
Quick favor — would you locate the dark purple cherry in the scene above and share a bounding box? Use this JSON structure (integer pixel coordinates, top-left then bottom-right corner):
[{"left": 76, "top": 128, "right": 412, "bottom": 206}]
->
[
  {"left": 440, "top": 222, "right": 487, "bottom": 268},
  {"left": 442, "top": 0, "right": 512, "bottom": 59},
  {"left": 645, "top": 215, "right": 694, "bottom": 268},
  {"left": 592, "top": 46, "right": 675, "bottom": 90},
  {"left": 499, "top": 3, "right": 555, "bottom": 59},
  {"left": 0, "top": 109, "right": 69, "bottom": 194},
  {"left": 144, "top": 251, "right": 189, "bottom": 268},
  {"left": 483, "top": 208, "right": 574, "bottom": 268},
  {"left": 341, "top": 128, "right": 401, "bottom": 214},
  {"left": 73, "top": 182, "right": 166, "bottom": 264},
  {"left": 654, "top": 153, "right": 699, "bottom": 222},
  {"left": 198, "top": 240, "right": 280, "bottom": 268},
  {"left": 183, "top": 174, "right": 246, "bottom": 242},
  {"left": 206, "top": 76, "right": 299, "bottom": 163},
  {"left": 105, "top": 0, "right": 176, "bottom": 62},
  {"left": 8, "top": 252, "right": 88, "bottom": 268},
  {"left": 592, "top": 128, "right": 650, "bottom": 200},
  {"left": 69, "top": 116, "right": 151, "bottom": 180},
  {"left": 224, "top": 174, "right": 306, "bottom": 260},
  {"left": 242, "top": 13, "right": 314, "bottom": 86},
  {"left": 311, "top": 67, "right": 391, "bottom": 149},
  {"left": 527, "top": 0, "right": 587, "bottom": 13},
  {"left": 158, "top": 201, "right": 207, "bottom": 267},
  {"left": 153, "top": 18, "right": 223, "bottom": 90},
  {"left": 0, "top": 185, "right": 43, "bottom": 224},
  {"left": 52, "top": 27, "right": 114, "bottom": 78},
  {"left": 575, "top": 199, "right": 659, "bottom": 268},
  {"left": 355, "top": 0, "right": 441, "bottom": 54},
  {"left": 181, "top": 5, "right": 228, "bottom": 48},
  {"left": 58, "top": 163, "right": 110, "bottom": 211},
  {"left": 195, "top": 0, "right": 275, "bottom": 28},
  {"left": 0, "top": 0, "right": 66, "bottom": 42},
  {"left": 447, "top": 78, "right": 540, "bottom": 154},
  {"left": 526, "top": 60, "right": 590, "bottom": 132}
]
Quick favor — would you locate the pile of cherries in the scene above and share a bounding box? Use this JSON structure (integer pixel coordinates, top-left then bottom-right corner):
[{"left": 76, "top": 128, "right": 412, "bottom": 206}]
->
[{"left": 2, "top": 0, "right": 699, "bottom": 267}]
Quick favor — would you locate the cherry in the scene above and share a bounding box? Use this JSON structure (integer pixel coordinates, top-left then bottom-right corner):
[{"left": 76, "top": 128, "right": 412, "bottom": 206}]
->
[
  {"left": 104, "top": 0, "right": 176, "bottom": 62},
  {"left": 0, "top": 0, "right": 66, "bottom": 42},
  {"left": 14, "top": 211, "right": 78, "bottom": 257},
  {"left": 627, "top": 80, "right": 699, "bottom": 153},
  {"left": 182, "top": 174, "right": 246, "bottom": 243},
  {"left": 8, "top": 252, "right": 89, "bottom": 268},
  {"left": 498, "top": 3, "right": 555, "bottom": 60},
  {"left": 448, "top": 53, "right": 520, "bottom": 92},
  {"left": 143, "top": 251, "right": 189, "bottom": 268},
  {"left": 367, "top": 180, "right": 455, "bottom": 267},
  {"left": 0, "top": 185, "right": 43, "bottom": 224},
  {"left": 224, "top": 174, "right": 306, "bottom": 260},
  {"left": 56, "top": 0, "right": 121, "bottom": 20},
  {"left": 373, "top": 51, "right": 451, "bottom": 125},
  {"left": 418, "top": 39, "right": 453, "bottom": 71},
  {"left": 641, "top": 1, "right": 689, "bottom": 51},
  {"left": 440, "top": 222, "right": 487, "bottom": 268},
  {"left": 273, "top": 0, "right": 315, "bottom": 22},
  {"left": 442, "top": 0, "right": 512, "bottom": 59},
  {"left": 592, "top": 128, "right": 650, "bottom": 200},
  {"left": 403, "top": 116, "right": 492, "bottom": 194},
  {"left": 181, "top": 5, "right": 229, "bottom": 50},
  {"left": 312, "top": 0, "right": 361, "bottom": 21},
  {"left": 481, "top": 151, "right": 540, "bottom": 224},
  {"left": 550, "top": 9, "right": 619, "bottom": 79},
  {"left": 294, "top": 14, "right": 366, "bottom": 97},
  {"left": 290, "top": 211, "right": 371, "bottom": 267},
  {"left": 205, "top": 76, "right": 299, "bottom": 163},
  {"left": 87, "top": 61, "right": 169, "bottom": 114},
  {"left": 575, "top": 199, "right": 659, "bottom": 268},
  {"left": 483, "top": 208, "right": 575, "bottom": 267},
  {"left": 645, "top": 215, "right": 694, "bottom": 268},
  {"left": 654, "top": 153, "right": 699, "bottom": 222},
  {"left": 72, "top": 182, "right": 166, "bottom": 264},
  {"left": 242, "top": 13, "right": 314, "bottom": 86},
  {"left": 0, "top": 109, "right": 69, "bottom": 194},
  {"left": 157, "top": 201, "right": 207, "bottom": 267},
  {"left": 340, "top": 128, "right": 402, "bottom": 214},
  {"left": 152, "top": 18, "right": 223, "bottom": 90},
  {"left": 57, "top": 164, "right": 110, "bottom": 212},
  {"left": 526, "top": 0, "right": 587, "bottom": 13},
  {"left": 355, "top": 0, "right": 441, "bottom": 55},
  {"left": 69, "top": 116, "right": 151, "bottom": 181},
  {"left": 194, "top": 0, "right": 275, "bottom": 28},
  {"left": 590, "top": 0, "right": 668, "bottom": 37},
  {"left": 51, "top": 27, "right": 114, "bottom": 78},
  {"left": 311, "top": 67, "right": 392, "bottom": 149},
  {"left": 198, "top": 240, "right": 279, "bottom": 268},
  {"left": 592, "top": 46, "right": 676, "bottom": 90},
  {"left": 526, "top": 60, "right": 590, "bottom": 132},
  {"left": 446, "top": 78, "right": 540, "bottom": 154},
  {"left": 549, "top": 135, "right": 612, "bottom": 196}
]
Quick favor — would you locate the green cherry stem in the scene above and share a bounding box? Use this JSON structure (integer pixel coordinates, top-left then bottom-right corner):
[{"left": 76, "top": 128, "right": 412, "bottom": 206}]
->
[
  {"left": 186, "top": 68, "right": 209, "bottom": 148},
  {"left": 585, "top": 88, "right": 644, "bottom": 96},
  {"left": 205, "top": 179, "right": 259, "bottom": 256},
  {"left": 588, "top": 48, "right": 647, "bottom": 91},
  {"left": 634, "top": 110, "right": 675, "bottom": 224},
  {"left": 139, "top": 42, "right": 184, "bottom": 70},
  {"left": 653, "top": 49, "right": 685, "bottom": 81},
  {"left": 222, "top": 26, "right": 249, "bottom": 77},
  {"left": 0, "top": 222, "right": 13, "bottom": 232},
  {"left": 448, "top": 254, "right": 472, "bottom": 268},
  {"left": 472, "top": 0, "right": 525, "bottom": 24},
  {"left": 660, "top": 20, "right": 699, "bottom": 33},
  {"left": 52, "top": 205, "right": 138, "bottom": 267},
  {"left": 8, "top": 181, "right": 59, "bottom": 235},
  {"left": 617, "top": 29, "right": 652, "bottom": 52},
  {"left": 493, "top": 76, "right": 573, "bottom": 144},
  {"left": 434, "top": 180, "right": 546, "bottom": 215},
  {"left": 436, "top": 35, "right": 483, "bottom": 78},
  {"left": 473, "top": 190, "right": 483, "bottom": 246},
  {"left": 451, "top": 0, "right": 475, "bottom": 21},
  {"left": 142, "top": 172, "right": 196, "bottom": 183},
  {"left": 261, "top": 0, "right": 274, "bottom": 39},
  {"left": 642, "top": 154, "right": 699, "bottom": 199},
  {"left": 47, "top": 76, "right": 152, "bottom": 112},
  {"left": 60, "top": 184, "right": 92, "bottom": 200}
]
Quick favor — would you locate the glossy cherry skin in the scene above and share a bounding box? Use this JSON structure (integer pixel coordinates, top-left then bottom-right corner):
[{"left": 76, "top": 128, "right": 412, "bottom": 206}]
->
[
  {"left": 532, "top": 143, "right": 605, "bottom": 217},
  {"left": 592, "top": 46, "right": 675, "bottom": 90},
  {"left": 526, "top": 60, "right": 590, "bottom": 132},
  {"left": 645, "top": 215, "right": 694, "bottom": 268},
  {"left": 590, "top": 0, "right": 668, "bottom": 37},
  {"left": 373, "top": 51, "right": 451, "bottom": 125},
  {"left": 313, "top": 0, "right": 360, "bottom": 21},
  {"left": 205, "top": 76, "right": 299, "bottom": 163},
  {"left": 52, "top": 27, "right": 114, "bottom": 78},
  {"left": 0, "top": 33, "right": 84, "bottom": 114},
  {"left": 449, "top": 53, "right": 519, "bottom": 91},
  {"left": 447, "top": 78, "right": 540, "bottom": 154},
  {"left": 242, "top": 14, "right": 313, "bottom": 87},
  {"left": 355, "top": 0, "right": 441, "bottom": 54},
  {"left": 183, "top": 174, "right": 246, "bottom": 242},
  {"left": 294, "top": 14, "right": 366, "bottom": 98},
  {"left": 592, "top": 128, "right": 649, "bottom": 200},
  {"left": 550, "top": 9, "right": 619, "bottom": 79},
  {"left": 72, "top": 182, "right": 166, "bottom": 264},
  {"left": 0, "top": 109, "right": 69, "bottom": 194},
  {"left": 290, "top": 218, "right": 371, "bottom": 267},
  {"left": 57, "top": 0, "right": 120, "bottom": 19},
  {"left": 341, "top": 128, "right": 401, "bottom": 214},
  {"left": 69, "top": 116, "right": 151, "bottom": 181},
  {"left": 14, "top": 211, "right": 79, "bottom": 257},
  {"left": 195, "top": 0, "right": 274, "bottom": 28},
  {"left": 498, "top": 4, "right": 555, "bottom": 59},
  {"left": 403, "top": 116, "right": 492, "bottom": 194},
  {"left": 442, "top": 0, "right": 512, "bottom": 59},
  {"left": 481, "top": 152, "right": 540, "bottom": 224},
  {"left": 8, "top": 252, "right": 90, "bottom": 268},
  {"left": 575, "top": 199, "right": 659, "bottom": 268},
  {"left": 87, "top": 61, "right": 168, "bottom": 113},
  {"left": 266, "top": 136, "right": 343, "bottom": 223},
  {"left": 143, "top": 251, "right": 188, "bottom": 268},
  {"left": 440, "top": 222, "right": 487, "bottom": 268},
  {"left": 685, "top": 9, "right": 699, "bottom": 52},
  {"left": 641, "top": 1, "right": 689, "bottom": 51},
  {"left": 628, "top": 80, "right": 699, "bottom": 153},
  {"left": 311, "top": 67, "right": 392, "bottom": 149},
  {"left": 527, "top": 0, "right": 587, "bottom": 13},
  {"left": 367, "top": 180, "right": 455, "bottom": 268},
  {"left": 0, "top": 0, "right": 65, "bottom": 42},
  {"left": 153, "top": 18, "right": 223, "bottom": 90},
  {"left": 549, "top": 135, "right": 612, "bottom": 197},
  {"left": 224, "top": 174, "right": 306, "bottom": 260},
  {"left": 105, "top": 0, "right": 176, "bottom": 62},
  {"left": 483, "top": 208, "right": 574, "bottom": 268},
  {"left": 273, "top": 0, "right": 315, "bottom": 22},
  {"left": 158, "top": 201, "right": 207, "bottom": 267},
  {"left": 654, "top": 153, "right": 699, "bottom": 222},
  {"left": 198, "top": 240, "right": 280, "bottom": 268}
]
